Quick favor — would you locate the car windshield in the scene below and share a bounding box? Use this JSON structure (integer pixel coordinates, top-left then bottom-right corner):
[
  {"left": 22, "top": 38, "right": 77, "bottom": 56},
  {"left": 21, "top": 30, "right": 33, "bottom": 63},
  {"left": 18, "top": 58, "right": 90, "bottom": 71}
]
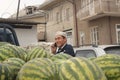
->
[
  {"left": 104, "top": 46, "right": 120, "bottom": 55},
  {"left": 75, "top": 50, "right": 96, "bottom": 58}
]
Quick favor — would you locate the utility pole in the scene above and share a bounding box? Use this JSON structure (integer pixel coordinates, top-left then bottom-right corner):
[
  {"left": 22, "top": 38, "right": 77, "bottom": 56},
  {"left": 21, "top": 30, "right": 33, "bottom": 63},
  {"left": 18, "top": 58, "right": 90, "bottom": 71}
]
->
[{"left": 16, "top": 0, "right": 21, "bottom": 20}]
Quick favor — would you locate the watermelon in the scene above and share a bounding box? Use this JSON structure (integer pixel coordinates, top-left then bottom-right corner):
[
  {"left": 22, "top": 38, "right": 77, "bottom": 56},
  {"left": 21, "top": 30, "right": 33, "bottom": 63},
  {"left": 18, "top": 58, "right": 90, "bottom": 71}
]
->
[
  {"left": 58, "top": 57, "right": 107, "bottom": 80},
  {"left": 26, "top": 47, "right": 52, "bottom": 61},
  {"left": 0, "top": 42, "right": 10, "bottom": 47},
  {"left": 17, "top": 58, "right": 56, "bottom": 80},
  {"left": 50, "top": 52, "right": 73, "bottom": 61},
  {"left": 3, "top": 58, "right": 25, "bottom": 80},
  {"left": 0, "top": 63, "right": 13, "bottom": 80},
  {"left": 93, "top": 54, "right": 120, "bottom": 80},
  {"left": 0, "top": 44, "right": 27, "bottom": 61},
  {"left": 15, "top": 46, "right": 28, "bottom": 61}
]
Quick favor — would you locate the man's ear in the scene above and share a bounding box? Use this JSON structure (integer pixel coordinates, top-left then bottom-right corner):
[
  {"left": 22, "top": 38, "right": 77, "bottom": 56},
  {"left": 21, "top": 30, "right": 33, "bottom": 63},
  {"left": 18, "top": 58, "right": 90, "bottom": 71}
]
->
[{"left": 64, "top": 38, "right": 67, "bottom": 42}]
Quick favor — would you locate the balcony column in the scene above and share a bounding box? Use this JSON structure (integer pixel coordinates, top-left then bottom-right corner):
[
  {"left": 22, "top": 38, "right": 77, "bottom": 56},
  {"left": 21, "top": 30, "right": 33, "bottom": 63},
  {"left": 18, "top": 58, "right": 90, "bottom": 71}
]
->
[{"left": 99, "top": 0, "right": 102, "bottom": 11}]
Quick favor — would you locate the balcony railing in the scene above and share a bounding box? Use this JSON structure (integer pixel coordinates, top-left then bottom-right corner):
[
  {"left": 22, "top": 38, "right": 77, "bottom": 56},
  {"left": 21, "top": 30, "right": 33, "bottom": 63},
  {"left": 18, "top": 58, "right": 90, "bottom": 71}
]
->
[{"left": 79, "top": 0, "right": 120, "bottom": 20}]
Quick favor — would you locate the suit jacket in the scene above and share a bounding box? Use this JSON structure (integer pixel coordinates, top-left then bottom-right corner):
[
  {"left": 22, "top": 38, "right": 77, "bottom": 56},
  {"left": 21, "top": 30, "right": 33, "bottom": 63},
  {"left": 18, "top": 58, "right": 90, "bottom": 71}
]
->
[{"left": 56, "top": 44, "right": 75, "bottom": 57}]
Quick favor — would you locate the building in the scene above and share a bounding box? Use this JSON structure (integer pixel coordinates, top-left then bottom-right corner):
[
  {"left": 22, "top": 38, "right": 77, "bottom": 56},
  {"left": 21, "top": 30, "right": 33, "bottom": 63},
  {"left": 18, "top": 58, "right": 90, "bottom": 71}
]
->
[
  {"left": 0, "top": 18, "right": 41, "bottom": 47},
  {"left": 39, "top": 0, "right": 76, "bottom": 46},
  {"left": 76, "top": 0, "right": 120, "bottom": 45},
  {"left": 40, "top": 0, "right": 120, "bottom": 46},
  {"left": 10, "top": 0, "right": 120, "bottom": 46},
  {"left": 11, "top": 6, "right": 46, "bottom": 41}
]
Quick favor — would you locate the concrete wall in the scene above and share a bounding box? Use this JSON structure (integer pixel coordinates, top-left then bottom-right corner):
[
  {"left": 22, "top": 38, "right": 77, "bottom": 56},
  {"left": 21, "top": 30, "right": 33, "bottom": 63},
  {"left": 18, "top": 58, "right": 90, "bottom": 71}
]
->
[
  {"left": 45, "top": 1, "right": 75, "bottom": 46},
  {"left": 89, "top": 17, "right": 120, "bottom": 44},
  {"left": 14, "top": 26, "right": 37, "bottom": 47}
]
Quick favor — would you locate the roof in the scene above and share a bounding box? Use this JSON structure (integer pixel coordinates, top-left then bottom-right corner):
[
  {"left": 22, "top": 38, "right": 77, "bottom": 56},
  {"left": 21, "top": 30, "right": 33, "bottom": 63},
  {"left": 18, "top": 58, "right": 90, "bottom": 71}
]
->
[
  {"left": 0, "top": 18, "right": 46, "bottom": 28},
  {"left": 0, "top": 18, "right": 46, "bottom": 25},
  {"left": 39, "top": 0, "right": 64, "bottom": 10}
]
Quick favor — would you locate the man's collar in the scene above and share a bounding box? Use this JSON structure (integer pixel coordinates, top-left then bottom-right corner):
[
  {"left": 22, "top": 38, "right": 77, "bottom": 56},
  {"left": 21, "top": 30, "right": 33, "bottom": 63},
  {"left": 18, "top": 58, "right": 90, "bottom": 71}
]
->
[{"left": 60, "top": 43, "right": 67, "bottom": 49}]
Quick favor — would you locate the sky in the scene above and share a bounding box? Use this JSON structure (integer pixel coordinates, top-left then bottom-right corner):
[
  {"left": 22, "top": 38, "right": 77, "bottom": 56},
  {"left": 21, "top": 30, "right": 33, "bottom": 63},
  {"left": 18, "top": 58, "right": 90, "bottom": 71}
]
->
[{"left": 0, "top": 0, "right": 45, "bottom": 18}]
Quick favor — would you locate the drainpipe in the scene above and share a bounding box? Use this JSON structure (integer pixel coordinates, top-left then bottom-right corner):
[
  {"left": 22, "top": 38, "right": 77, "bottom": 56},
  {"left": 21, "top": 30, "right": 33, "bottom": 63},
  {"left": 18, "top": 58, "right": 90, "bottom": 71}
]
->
[
  {"left": 108, "top": 16, "right": 112, "bottom": 44},
  {"left": 66, "top": 0, "right": 79, "bottom": 47},
  {"left": 44, "top": 12, "right": 47, "bottom": 41}
]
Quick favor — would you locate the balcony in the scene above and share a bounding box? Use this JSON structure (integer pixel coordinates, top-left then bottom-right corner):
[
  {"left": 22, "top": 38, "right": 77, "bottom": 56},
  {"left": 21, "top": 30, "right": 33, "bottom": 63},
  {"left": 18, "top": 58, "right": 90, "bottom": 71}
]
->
[{"left": 79, "top": 0, "right": 120, "bottom": 21}]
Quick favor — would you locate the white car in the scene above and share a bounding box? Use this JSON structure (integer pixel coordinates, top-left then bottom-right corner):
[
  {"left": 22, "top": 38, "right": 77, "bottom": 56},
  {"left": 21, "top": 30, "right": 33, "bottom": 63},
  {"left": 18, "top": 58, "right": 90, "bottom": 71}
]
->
[{"left": 74, "top": 45, "right": 120, "bottom": 58}]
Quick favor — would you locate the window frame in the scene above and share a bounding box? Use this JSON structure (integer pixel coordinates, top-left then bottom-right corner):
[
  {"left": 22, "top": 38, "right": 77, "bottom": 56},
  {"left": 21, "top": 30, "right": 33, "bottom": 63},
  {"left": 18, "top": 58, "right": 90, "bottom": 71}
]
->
[{"left": 90, "top": 26, "right": 99, "bottom": 45}]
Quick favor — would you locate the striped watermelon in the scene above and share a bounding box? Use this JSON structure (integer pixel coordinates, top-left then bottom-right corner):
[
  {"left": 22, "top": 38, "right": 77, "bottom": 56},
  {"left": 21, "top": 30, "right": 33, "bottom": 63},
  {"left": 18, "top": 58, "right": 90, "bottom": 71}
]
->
[
  {"left": 0, "top": 45, "right": 16, "bottom": 61},
  {"left": 93, "top": 54, "right": 120, "bottom": 80},
  {"left": 0, "top": 42, "right": 10, "bottom": 47},
  {"left": 50, "top": 53, "right": 73, "bottom": 61},
  {"left": 17, "top": 58, "right": 56, "bottom": 80},
  {"left": 50, "top": 53, "right": 72, "bottom": 80},
  {"left": 26, "top": 47, "right": 52, "bottom": 61},
  {"left": 0, "top": 63, "right": 13, "bottom": 80},
  {"left": 3, "top": 58, "right": 25, "bottom": 80},
  {"left": 58, "top": 57, "right": 107, "bottom": 80},
  {"left": 0, "top": 44, "right": 27, "bottom": 61},
  {"left": 15, "top": 46, "right": 28, "bottom": 61},
  {"left": 53, "top": 59, "right": 66, "bottom": 80}
]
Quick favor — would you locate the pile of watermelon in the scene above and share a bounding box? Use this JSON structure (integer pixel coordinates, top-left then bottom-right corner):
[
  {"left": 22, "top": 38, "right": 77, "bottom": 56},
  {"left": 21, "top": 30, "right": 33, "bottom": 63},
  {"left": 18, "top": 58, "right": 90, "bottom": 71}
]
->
[{"left": 0, "top": 42, "right": 119, "bottom": 80}]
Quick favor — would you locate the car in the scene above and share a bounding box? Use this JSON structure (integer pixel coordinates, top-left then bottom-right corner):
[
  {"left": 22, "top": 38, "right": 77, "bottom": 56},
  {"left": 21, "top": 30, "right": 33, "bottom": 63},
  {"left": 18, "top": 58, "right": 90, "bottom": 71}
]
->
[
  {"left": 0, "top": 23, "right": 19, "bottom": 46},
  {"left": 74, "top": 45, "right": 120, "bottom": 58}
]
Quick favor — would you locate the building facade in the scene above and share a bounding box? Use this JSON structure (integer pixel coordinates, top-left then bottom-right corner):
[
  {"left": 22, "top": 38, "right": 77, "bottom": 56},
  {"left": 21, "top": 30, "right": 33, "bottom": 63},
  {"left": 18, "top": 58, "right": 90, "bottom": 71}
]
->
[
  {"left": 11, "top": 6, "right": 46, "bottom": 41},
  {"left": 39, "top": 0, "right": 76, "bottom": 46},
  {"left": 39, "top": 0, "right": 120, "bottom": 46},
  {"left": 76, "top": 0, "right": 120, "bottom": 45},
  {"left": 11, "top": 0, "right": 120, "bottom": 46}
]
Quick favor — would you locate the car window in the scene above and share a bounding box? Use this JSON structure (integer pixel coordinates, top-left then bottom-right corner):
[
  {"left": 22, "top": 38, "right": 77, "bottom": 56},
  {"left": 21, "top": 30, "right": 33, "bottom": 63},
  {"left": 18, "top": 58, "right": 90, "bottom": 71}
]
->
[
  {"left": 75, "top": 50, "right": 96, "bottom": 58},
  {"left": 0, "top": 28, "right": 16, "bottom": 45},
  {"left": 104, "top": 46, "right": 120, "bottom": 55}
]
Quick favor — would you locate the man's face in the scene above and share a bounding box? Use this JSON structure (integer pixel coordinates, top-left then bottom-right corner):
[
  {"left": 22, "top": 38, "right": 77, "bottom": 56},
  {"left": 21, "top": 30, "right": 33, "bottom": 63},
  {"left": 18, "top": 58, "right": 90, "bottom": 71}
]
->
[{"left": 55, "top": 35, "right": 66, "bottom": 47}]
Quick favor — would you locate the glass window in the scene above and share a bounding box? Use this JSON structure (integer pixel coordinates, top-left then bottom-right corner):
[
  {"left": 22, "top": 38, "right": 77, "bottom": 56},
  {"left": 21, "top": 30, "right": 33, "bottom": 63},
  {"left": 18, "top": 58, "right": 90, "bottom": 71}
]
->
[
  {"left": 80, "top": 31, "right": 85, "bottom": 46},
  {"left": 90, "top": 27, "right": 99, "bottom": 45},
  {"left": 0, "top": 28, "right": 15, "bottom": 45},
  {"left": 104, "top": 46, "right": 120, "bottom": 55},
  {"left": 116, "top": 24, "right": 120, "bottom": 44},
  {"left": 66, "top": 8, "right": 70, "bottom": 21},
  {"left": 76, "top": 50, "right": 96, "bottom": 58},
  {"left": 56, "top": 12, "right": 60, "bottom": 23}
]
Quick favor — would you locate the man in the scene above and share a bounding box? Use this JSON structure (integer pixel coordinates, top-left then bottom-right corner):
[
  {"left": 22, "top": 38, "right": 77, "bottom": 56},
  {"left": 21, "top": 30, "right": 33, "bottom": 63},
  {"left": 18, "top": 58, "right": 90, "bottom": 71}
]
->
[{"left": 51, "top": 31, "right": 75, "bottom": 57}]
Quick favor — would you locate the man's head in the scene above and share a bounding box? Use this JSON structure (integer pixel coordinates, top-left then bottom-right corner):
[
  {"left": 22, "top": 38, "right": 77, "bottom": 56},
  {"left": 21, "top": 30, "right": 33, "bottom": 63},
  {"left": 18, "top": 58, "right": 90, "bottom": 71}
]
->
[{"left": 55, "top": 31, "right": 67, "bottom": 48}]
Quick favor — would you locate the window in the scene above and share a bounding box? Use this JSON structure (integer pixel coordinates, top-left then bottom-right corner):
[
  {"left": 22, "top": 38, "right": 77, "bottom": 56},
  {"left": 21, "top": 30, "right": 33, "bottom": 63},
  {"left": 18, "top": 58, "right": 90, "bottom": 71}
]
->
[
  {"left": 26, "top": 8, "right": 33, "bottom": 14},
  {"left": 88, "top": 0, "right": 95, "bottom": 15},
  {"left": 90, "top": 27, "right": 99, "bottom": 45},
  {"left": 56, "top": 12, "right": 60, "bottom": 23},
  {"left": 80, "top": 31, "right": 85, "bottom": 46},
  {"left": 0, "top": 28, "right": 16, "bottom": 45},
  {"left": 81, "top": 0, "right": 87, "bottom": 8},
  {"left": 116, "top": 0, "right": 120, "bottom": 11},
  {"left": 116, "top": 24, "right": 120, "bottom": 44},
  {"left": 104, "top": 46, "right": 120, "bottom": 55},
  {"left": 26, "top": 7, "right": 37, "bottom": 15},
  {"left": 116, "top": 0, "right": 120, "bottom": 4},
  {"left": 66, "top": 8, "right": 70, "bottom": 21},
  {"left": 48, "top": 12, "right": 51, "bottom": 21},
  {"left": 48, "top": 11, "right": 53, "bottom": 21},
  {"left": 76, "top": 50, "right": 96, "bottom": 58},
  {"left": 66, "top": 31, "right": 73, "bottom": 45}
]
